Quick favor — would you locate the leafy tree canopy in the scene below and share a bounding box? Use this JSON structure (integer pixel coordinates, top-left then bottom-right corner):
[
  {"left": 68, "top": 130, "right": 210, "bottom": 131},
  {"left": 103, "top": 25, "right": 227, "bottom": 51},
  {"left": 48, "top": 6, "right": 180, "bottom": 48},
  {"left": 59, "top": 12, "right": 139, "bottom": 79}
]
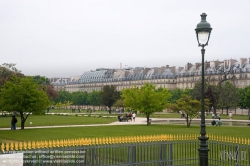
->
[
  {"left": 0, "top": 63, "right": 24, "bottom": 88},
  {"left": 218, "top": 81, "right": 239, "bottom": 114},
  {"left": 122, "top": 83, "right": 171, "bottom": 125},
  {"left": 31, "top": 75, "right": 58, "bottom": 101},
  {"left": 0, "top": 76, "right": 50, "bottom": 129},
  {"left": 99, "top": 85, "right": 120, "bottom": 113},
  {"left": 168, "top": 95, "right": 209, "bottom": 127}
]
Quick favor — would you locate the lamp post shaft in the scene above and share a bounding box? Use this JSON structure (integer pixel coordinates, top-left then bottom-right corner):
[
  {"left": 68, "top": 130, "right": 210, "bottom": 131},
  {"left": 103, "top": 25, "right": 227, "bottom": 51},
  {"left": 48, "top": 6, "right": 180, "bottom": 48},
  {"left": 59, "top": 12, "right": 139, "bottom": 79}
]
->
[{"left": 198, "top": 45, "right": 209, "bottom": 166}]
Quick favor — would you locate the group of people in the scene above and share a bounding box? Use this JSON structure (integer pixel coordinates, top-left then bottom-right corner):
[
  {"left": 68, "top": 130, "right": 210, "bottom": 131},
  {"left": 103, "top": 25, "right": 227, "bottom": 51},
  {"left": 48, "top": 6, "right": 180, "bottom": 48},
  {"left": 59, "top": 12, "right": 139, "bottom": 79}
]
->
[
  {"left": 211, "top": 118, "right": 222, "bottom": 126},
  {"left": 118, "top": 112, "right": 136, "bottom": 122}
]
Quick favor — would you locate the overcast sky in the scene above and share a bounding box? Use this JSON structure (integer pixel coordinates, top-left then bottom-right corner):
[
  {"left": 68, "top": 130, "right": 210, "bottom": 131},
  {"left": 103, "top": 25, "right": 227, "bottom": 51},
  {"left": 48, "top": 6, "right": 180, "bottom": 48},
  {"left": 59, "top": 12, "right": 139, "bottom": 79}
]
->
[{"left": 1, "top": 0, "right": 249, "bottom": 78}]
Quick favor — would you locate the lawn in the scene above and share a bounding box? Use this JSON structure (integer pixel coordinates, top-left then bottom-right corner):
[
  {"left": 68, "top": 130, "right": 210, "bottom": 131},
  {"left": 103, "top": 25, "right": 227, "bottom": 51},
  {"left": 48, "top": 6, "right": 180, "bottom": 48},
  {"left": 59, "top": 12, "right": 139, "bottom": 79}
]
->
[
  {"left": 0, "top": 114, "right": 117, "bottom": 128},
  {"left": 1, "top": 124, "right": 249, "bottom": 143}
]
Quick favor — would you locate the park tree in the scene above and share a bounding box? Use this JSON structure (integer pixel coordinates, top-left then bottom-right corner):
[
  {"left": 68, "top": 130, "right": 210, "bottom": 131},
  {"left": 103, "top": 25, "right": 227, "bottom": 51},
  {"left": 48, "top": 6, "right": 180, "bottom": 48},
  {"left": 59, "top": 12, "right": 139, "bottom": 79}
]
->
[
  {"left": 168, "top": 95, "right": 209, "bottom": 127},
  {"left": 0, "top": 63, "right": 24, "bottom": 88},
  {"left": 99, "top": 85, "right": 120, "bottom": 114},
  {"left": 53, "top": 91, "right": 72, "bottom": 104},
  {"left": 122, "top": 83, "right": 171, "bottom": 125},
  {"left": 31, "top": 75, "right": 58, "bottom": 101},
  {"left": 0, "top": 76, "right": 50, "bottom": 129},
  {"left": 218, "top": 81, "right": 239, "bottom": 115},
  {"left": 72, "top": 91, "right": 88, "bottom": 105},
  {"left": 87, "top": 91, "right": 101, "bottom": 106},
  {"left": 243, "top": 86, "right": 250, "bottom": 116},
  {"left": 168, "top": 88, "right": 191, "bottom": 104},
  {"left": 113, "top": 98, "right": 124, "bottom": 108},
  {"left": 191, "top": 66, "right": 236, "bottom": 114},
  {"left": 238, "top": 87, "right": 247, "bottom": 109}
]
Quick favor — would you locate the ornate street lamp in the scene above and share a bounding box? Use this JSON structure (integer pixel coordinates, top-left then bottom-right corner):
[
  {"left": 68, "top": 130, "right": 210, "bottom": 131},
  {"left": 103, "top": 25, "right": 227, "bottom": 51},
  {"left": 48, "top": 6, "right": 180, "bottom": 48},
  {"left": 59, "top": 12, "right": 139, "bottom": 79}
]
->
[{"left": 195, "top": 13, "right": 212, "bottom": 166}]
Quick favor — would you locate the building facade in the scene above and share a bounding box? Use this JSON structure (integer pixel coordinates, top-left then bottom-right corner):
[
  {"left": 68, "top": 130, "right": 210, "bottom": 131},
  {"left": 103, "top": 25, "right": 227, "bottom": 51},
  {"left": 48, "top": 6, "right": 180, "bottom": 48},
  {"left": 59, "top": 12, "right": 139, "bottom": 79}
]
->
[{"left": 50, "top": 58, "right": 250, "bottom": 92}]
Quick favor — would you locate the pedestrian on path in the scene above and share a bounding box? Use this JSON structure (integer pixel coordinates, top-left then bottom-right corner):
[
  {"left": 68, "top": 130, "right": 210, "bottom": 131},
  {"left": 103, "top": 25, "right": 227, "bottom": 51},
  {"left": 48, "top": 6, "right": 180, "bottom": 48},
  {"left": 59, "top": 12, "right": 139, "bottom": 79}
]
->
[
  {"left": 229, "top": 112, "right": 233, "bottom": 120},
  {"left": 132, "top": 112, "right": 136, "bottom": 122},
  {"left": 11, "top": 115, "right": 17, "bottom": 130}
]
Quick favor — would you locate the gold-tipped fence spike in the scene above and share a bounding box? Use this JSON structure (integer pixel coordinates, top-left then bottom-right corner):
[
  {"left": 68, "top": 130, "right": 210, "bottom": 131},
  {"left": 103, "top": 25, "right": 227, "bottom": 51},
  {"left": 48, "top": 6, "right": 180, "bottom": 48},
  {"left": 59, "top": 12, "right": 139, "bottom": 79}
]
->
[
  {"left": 10, "top": 142, "right": 14, "bottom": 151},
  {"left": 6, "top": 143, "right": 9, "bottom": 151},
  {"left": 105, "top": 137, "right": 108, "bottom": 144},
  {"left": 96, "top": 138, "right": 99, "bottom": 145},
  {"left": 32, "top": 141, "right": 36, "bottom": 149},
  {"left": 19, "top": 142, "right": 23, "bottom": 151},
  {"left": 160, "top": 134, "right": 164, "bottom": 141},
  {"left": 23, "top": 142, "right": 27, "bottom": 150},
  {"left": 40, "top": 141, "right": 43, "bottom": 149},
  {"left": 15, "top": 142, "right": 19, "bottom": 151},
  {"left": 138, "top": 135, "right": 141, "bottom": 142},
  {"left": 156, "top": 135, "right": 159, "bottom": 141},
  {"left": 59, "top": 139, "right": 63, "bottom": 147},
  {"left": 91, "top": 138, "right": 95, "bottom": 145},
  {"left": 36, "top": 141, "right": 40, "bottom": 149},
  {"left": 102, "top": 137, "right": 105, "bottom": 144},
  {"left": 52, "top": 140, "right": 56, "bottom": 147},
  {"left": 28, "top": 141, "right": 31, "bottom": 149},
  {"left": 80, "top": 138, "right": 83, "bottom": 145},
  {"left": 1, "top": 143, "right": 5, "bottom": 152},
  {"left": 44, "top": 140, "right": 48, "bottom": 148}
]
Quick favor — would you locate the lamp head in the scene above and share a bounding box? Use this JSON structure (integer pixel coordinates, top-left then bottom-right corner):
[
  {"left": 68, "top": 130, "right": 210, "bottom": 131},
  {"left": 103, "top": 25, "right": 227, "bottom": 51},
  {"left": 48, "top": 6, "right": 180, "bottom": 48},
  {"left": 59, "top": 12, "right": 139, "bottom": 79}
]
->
[{"left": 195, "top": 13, "right": 212, "bottom": 47}]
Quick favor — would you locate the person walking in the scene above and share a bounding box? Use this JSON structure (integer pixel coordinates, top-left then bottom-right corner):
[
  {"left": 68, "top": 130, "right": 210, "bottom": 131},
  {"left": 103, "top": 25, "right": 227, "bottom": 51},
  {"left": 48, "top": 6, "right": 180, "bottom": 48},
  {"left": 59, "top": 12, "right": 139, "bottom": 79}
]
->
[
  {"left": 11, "top": 115, "right": 17, "bottom": 130},
  {"left": 212, "top": 113, "right": 215, "bottom": 119},
  {"left": 229, "top": 112, "right": 233, "bottom": 120},
  {"left": 132, "top": 112, "right": 136, "bottom": 122}
]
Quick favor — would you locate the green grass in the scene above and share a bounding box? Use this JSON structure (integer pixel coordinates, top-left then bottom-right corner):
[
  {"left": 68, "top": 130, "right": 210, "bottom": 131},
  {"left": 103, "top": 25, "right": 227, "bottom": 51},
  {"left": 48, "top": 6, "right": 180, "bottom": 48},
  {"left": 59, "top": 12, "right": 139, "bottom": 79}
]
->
[
  {"left": 0, "top": 114, "right": 116, "bottom": 128},
  {"left": 1, "top": 125, "right": 250, "bottom": 143}
]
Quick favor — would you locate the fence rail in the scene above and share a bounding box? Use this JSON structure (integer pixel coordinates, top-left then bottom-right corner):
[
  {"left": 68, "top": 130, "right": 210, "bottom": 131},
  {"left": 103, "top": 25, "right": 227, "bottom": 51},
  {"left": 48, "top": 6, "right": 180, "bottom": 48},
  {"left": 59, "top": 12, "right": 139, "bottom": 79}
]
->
[{"left": 1, "top": 134, "right": 250, "bottom": 166}]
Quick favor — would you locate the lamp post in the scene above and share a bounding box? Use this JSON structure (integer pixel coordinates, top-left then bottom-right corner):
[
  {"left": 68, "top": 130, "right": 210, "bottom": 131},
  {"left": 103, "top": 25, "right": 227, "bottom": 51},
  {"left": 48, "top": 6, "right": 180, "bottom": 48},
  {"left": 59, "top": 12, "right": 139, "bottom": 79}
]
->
[{"left": 195, "top": 13, "right": 212, "bottom": 166}]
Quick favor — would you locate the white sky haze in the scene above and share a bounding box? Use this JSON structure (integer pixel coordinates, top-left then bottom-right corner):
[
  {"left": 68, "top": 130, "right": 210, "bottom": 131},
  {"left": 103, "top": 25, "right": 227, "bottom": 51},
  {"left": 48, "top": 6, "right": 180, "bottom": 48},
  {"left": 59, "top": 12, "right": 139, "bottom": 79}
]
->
[{"left": 0, "top": 0, "right": 249, "bottom": 77}]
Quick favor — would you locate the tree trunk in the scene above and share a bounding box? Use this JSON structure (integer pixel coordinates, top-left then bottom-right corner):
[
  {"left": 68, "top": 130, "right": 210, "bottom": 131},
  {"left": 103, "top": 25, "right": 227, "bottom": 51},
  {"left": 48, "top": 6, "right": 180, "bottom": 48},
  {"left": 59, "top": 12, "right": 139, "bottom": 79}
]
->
[
  {"left": 222, "top": 108, "right": 224, "bottom": 114},
  {"left": 109, "top": 107, "right": 111, "bottom": 114},
  {"left": 146, "top": 114, "right": 150, "bottom": 126},
  {"left": 226, "top": 107, "right": 229, "bottom": 115},
  {"left": 214, "top": 106, "right": 217, "bottom": 114},
  {"left": 19, "top": 111, "right": 30, "bottom": 130},
  {"left": 21, "top": 120, "right": 25, "bottom": 130},
  {"left": 186, "top": 114, "right": 189, "bottom": 127}
]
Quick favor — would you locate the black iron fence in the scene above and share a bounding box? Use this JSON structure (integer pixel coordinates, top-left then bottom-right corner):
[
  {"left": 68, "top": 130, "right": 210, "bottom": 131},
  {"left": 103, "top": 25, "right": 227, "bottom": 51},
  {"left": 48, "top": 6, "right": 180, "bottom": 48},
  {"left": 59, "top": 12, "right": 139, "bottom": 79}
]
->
[{"left": 1, "top": 134, "right": 249, "bottom": 165}]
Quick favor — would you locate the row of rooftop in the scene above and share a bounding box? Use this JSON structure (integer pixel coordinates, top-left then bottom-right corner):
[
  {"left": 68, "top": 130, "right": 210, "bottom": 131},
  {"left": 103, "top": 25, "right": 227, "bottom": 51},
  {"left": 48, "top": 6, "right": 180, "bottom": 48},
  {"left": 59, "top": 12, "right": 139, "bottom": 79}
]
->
[{"left": 50, "top": 58, "right": 250, "bottom": 85}]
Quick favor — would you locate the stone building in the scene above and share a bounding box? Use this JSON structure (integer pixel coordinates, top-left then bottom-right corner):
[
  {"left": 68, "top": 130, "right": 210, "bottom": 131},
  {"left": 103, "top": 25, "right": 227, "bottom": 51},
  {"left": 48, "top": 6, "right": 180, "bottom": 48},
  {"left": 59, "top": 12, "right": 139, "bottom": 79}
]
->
[{"left": 50, "top": 58, "right": 250, "bottom": 92}]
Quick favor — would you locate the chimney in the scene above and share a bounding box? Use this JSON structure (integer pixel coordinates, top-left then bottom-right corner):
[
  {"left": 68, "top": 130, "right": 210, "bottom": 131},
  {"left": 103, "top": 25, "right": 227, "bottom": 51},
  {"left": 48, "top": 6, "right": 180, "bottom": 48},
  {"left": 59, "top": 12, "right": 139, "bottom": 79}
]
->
[
  {"left": 240, "top": 58, "right": 247, "bottom": 67},
  {"left": 153, "top": 67, "right": 161, "bottom": 74},
  {"left": 178, "top": 67, "right": 184, "bottom": 72},
  {"left": 169, "top": 66, "right": 176, "bottom": 75},
  {"left": 195, "top": 63, "right": 201, "bottom": 70},
  {"left": 143, "top": 68, "right": 151, "bottom": 74},
  {"left": 204, "top": 61, "right": 210, "bottom": 70},
  {"left": 229, "top": 59, "right": 237, "bottom": 68},
  {"left": 224, "top": 60, "right": 228, "bottom": 69},
  {"left": 185, "top": 63, "right": 193, "bottom": 71},
  {"left": 214, "top": 60, "right": 222, "bottom": 68}
]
